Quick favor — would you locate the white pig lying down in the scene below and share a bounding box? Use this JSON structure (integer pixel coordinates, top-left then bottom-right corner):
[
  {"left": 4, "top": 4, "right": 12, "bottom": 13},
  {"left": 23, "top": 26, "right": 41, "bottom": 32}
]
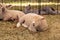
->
[
  {"left": 0, "top": 4, "right": 25, "bottom": 21},
  {"left": 17, "top": 13, "right": 48, "bottom": 32}
]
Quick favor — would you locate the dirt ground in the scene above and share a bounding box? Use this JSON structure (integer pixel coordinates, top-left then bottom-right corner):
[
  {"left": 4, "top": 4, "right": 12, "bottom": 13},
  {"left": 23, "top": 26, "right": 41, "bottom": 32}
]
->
[{"left": 0, "top": 15, "right": 60, "bottom": 40}]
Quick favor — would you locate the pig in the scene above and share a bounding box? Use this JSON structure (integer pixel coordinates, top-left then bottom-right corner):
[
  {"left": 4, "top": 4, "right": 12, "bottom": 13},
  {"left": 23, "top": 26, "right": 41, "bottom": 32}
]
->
[
  {"left": 0, "top": 4, "right": 25, "bottom": 21},
  {"left": 42, "top": 6, "right": 57, "bottom": 14},
  {"left": 23, "top": 4, "right": 39, "bottom": 14},
  {"left": 16, "top": 13, "right": 48, "bottom": 32}
]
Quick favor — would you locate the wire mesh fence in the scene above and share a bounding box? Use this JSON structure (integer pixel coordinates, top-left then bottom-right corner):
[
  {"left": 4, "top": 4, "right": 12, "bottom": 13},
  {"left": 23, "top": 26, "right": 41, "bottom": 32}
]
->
[{"left": 0, "top": 0, "right": 60, "bottom": 14}]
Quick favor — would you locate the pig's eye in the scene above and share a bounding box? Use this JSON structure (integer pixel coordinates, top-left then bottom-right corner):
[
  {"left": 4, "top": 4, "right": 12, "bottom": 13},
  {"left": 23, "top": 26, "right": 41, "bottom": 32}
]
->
[{"left": 33, "top": 23, "right": 35, "bottom": 26}]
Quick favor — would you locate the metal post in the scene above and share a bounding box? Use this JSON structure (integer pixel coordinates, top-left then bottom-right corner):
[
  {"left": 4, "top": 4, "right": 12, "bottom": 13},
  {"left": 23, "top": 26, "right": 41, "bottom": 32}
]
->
[
  {"left": 38, "top": 0, "right": 41, "bottom": 14},
  {"left": 57, "top": 0, "right": 59, "bottom": 14}
]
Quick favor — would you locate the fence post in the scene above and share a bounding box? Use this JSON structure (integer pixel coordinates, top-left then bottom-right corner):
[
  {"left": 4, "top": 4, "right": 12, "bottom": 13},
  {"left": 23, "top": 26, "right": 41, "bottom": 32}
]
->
[{"left": 2, "top": 0, "right": 3, "bottom": 3}]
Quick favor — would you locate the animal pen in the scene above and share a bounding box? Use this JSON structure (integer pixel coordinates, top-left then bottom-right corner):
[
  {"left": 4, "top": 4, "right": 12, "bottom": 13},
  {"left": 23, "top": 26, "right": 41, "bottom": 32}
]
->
[{"left": 0, "top": 0, "right": 60, "bottom": 40}]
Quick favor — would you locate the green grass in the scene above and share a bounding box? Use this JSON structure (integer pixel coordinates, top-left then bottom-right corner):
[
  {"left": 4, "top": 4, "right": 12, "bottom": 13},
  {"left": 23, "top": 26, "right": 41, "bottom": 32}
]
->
[{"left": 0, "top": 15, "right": 60, "bottom": 40}]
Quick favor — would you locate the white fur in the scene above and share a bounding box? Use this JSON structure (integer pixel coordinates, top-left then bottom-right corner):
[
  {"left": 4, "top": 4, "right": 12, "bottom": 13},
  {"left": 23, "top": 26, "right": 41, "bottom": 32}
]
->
[
  {"left": 22, "top": 24, "right": 28, "bottom": 28},
  {"left": 32, "top": 21, "right": 35, "bottom": 23},
  {"left": 17, "top": 22, "right": 21, "bottom": 27}
]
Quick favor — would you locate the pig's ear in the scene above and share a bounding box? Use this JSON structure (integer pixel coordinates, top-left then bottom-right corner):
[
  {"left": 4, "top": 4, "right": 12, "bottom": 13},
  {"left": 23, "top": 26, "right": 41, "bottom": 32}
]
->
[{"left": 6, "top": 5, "right": 12, "bottom": 9}]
